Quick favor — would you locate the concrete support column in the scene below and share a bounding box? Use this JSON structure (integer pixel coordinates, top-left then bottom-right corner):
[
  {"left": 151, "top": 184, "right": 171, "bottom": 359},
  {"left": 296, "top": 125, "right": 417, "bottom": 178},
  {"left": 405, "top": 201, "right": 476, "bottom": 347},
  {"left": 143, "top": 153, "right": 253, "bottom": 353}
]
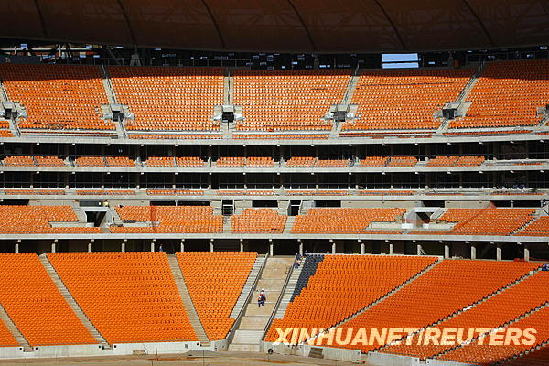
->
[
  {"left": 359, "top": 241, "right": 365, "bottom": 255},
  {"left": 389, "top": 242, "right": 394, "bottom": 255},
  {"left": 298, "top": 240, "right": 303, "bottom": 256},
  {"left": 496, "top": 243, "right": 502, "bottom": 261},
  {"left": 209, "top": 239, "right": 214, "bottom": 253},
  {"left": 150, "top": 241, "right": 155, "bottom": 252},
  {"left": 416, "top": 243, "right": 422, "bottom": 256},
  {"left": 51, "top": 240, "right": 57, "bottom": 254},
  {"left": 330, "top": 240, "right": 336, "bottom": 254},
  {"left": 88, "top": 240, "right": 94, "bottom": 253},
  {"left": 180, "top": 240, "right": 185, "bottom": 253},
  {"left": 269, "top": 240, "right": 274, "bottom": 256},
  {"left": 444, "top": 244, "right": 450, "bottom": 259},
  {"left": 524, "top": 244, "right": 530, "bottom": 262},
  {"left": 15, "top": 240, "right": 20, "bottom": 254},
  {"left": 470, "top": 243, "right": 477, "bottom": 260},
  {"left": 121, "top": 240, "right": 126, "bottom": 253},
  {"left": 240, "top": 239, "right": 244, "bottom": 253}
]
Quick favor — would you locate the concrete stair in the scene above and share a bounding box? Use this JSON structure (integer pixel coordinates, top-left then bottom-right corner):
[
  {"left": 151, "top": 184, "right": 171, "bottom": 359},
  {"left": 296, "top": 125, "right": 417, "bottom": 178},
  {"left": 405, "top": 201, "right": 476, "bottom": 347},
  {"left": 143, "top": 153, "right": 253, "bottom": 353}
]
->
[
  {"left": 38, "top": 254, "right": 109, "bottom": 349},
  {"left": 342, "top": 74, "right": 360, "bottom": 105},
  {"left": 228, "top": 257, "right": 294, "bottom": 352},
  {"left": 167, "top": 255, "right": 209, "bottom": 343},
  {"left": 0, "top": 303, "right": 32, "bottom": 351},
  {"left": 274, "top": 262, "right": 304, "bottom": 319},
  {"left": 283, "top": 216, "right": 295, "bottom": 233},
  {"left": 230, "top": 255, "right": 267, "bottom": 318}
]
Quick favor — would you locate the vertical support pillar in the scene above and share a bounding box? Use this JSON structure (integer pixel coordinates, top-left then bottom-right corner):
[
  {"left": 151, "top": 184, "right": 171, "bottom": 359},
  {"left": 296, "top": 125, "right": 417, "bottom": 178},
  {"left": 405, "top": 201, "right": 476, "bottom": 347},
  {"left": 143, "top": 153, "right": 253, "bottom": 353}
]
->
[
  {"left": 470, "top": 243, "right": 477, "bottom": 260},
  {"left": 523, "top": 244, "right": 530, "bottom": 262},
  {"left": 359, "top": 240, "right": 365, "bottom": 255},
  {"left": 121, "top": 239, "right": 126, "bottom": 253},
  {"left": 444, "top": 244, "right": 450, "bottom": 259},
  {"left": 209, "top": 239, "right": 214, "bottom": 253},
  {"left": 496, "top": 243, "right": 502, "bottom": 261},
  {"left": 269, "top": 240, "right": 274, "bottom": 256},
  {"left": 150, "top": 240, "right": 155, "bottom": 253},
  {"left": 15, "top": 240, "right": 20, "bottom": 254},
  {"left": 240, "top": 239, "right": 244, "bottom": 253},
  {"left": 180, "top": 239, "right": 185, "bottom": 253},
  {"left": 331, "top": 240, "right": 336, "bottom": 254},
  {"left": 298, "top": 240, "right": 303, "bottom": 256},
  {"left": 416, "top": 243, "right": 422, "bottom": 256},
  {"left": 389, "top": 242, "right": 394, "bottom": 255},
  {"left": 88, "top": 240, "right": 94, "bottom": 253},
  {"left": 51, "top": 240, "right": 57, "bottom": 253}
]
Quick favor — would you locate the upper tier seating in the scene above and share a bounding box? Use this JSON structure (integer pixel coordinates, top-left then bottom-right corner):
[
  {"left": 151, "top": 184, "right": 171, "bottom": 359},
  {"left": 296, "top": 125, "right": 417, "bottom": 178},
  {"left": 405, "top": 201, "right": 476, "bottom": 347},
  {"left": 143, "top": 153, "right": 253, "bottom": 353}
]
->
[
  {"left": 439, "top": 306, "right": 549, "bottom": 365},
  {"left": 450, "top": 59, "right": 549, "bottom": 128},
  {"left": 345, "top": 68, "right": 473, "bottom": 130},
  {"left": 292, "top": 208, "right": 405, "bottom": 233},
  {"left": 176, "top": 156, "right": 206, "bottom": 167},
  {"left": 360, "top": 156, "right": 389, "bottom": 167},
  {"left": 35, "top": 156, "right": 65, "bottom": 167},
  {"left": 145, "top": 157, "right": 175, "bottom": 167},
  {"left": 427, "top": 155, "right": 485, "bottom": 167},
  {"left": 515, "top": 216, "right": 549, "bottom": 236},
  {"left": 333, "top": 260, "right": 541, "bottom": 353},
  {"left": 49, "top": 252, "right": 197, "bottom": 344},
  {"left": 265, "top": 255, "right": 437, "bottom": 342},
  {"left": 232, "top": 208, "right": 287, "bottom": 233},
  {"left": 503, "top": 345, "right": 549, "bottom": 366},
  {"left": 177, "top": 252, "right": 256, "bottom": 340},
  {"left": 216, "top": 157, "right": 246, "bottom": 167},
  {"left": 286, "top": 157, "right": 317, "bottom": 167},
  {"left": 384, "top": 270, "right": 549, "bottom": 359},
  {"left": 2, "top": 156, "right": 35, "bottom": 166},
  {"left": 109, "top": 66, "right": 223, "bottom": 132},
  {"left": 0, "top": 206, "right": 100, "bottom": 233},
  {"left": 0, "top": 254, "right": 96, "bottom": 346},
  {"left": 75, "top": 156, "right": 106, "bottom": 167},
  {"left": 233, "top": 70, "right": 349, "bottom": 131},
  {"left": 386, "top": 156, "right": 417, "bottom": 167},
  {"left": 0, "top": 64, "right": 112, "bottom": 131},
  {"left": 111, "top": 205, "right": 222, "bottom": 233},
  {"left": 104, "top": 156, "right": 134, "bottom": 167}
]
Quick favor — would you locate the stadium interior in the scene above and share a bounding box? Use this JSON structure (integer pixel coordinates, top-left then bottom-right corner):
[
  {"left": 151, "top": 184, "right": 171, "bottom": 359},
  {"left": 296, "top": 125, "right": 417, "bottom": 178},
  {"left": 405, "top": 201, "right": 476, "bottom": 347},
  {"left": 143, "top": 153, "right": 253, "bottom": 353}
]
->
[{"left": 0, "top": 3, "right": 548, "bottom": 364}]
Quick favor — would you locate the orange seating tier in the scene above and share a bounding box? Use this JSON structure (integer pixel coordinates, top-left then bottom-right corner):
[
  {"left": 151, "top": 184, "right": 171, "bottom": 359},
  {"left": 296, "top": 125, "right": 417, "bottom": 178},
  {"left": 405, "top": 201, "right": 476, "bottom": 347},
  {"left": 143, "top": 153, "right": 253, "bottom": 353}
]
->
[
  {"left": 292, "top": 208, "right": 405, "bottom": 233},
  {"left": 111, "top": 206, "right": 222, "bottom": 233},
  {"left": 0, "top": 319, "right": 17, "bottom": 347},
  {"left": 439, "top": 306, "right": 549, "bottom": 365},
  {"left": 0, "top": 206, "right": 100, "bottom": 233},
  {"left": 333, "top": 260, "right": 541, "bottom": 353},
  {"left": 0, "top": 254, "right": 96, "bottom": 346},
  {"left": 3, "top": 156, "right": 35, "bottom": 166},
  {"left": 49, "top": 252, "right": 197, "bottom": 344},
  {"left": 384, "top": 270, "right": 549, "bottom": 359},
  {"left": 232, "top": 208, "right": 287, "bottom": 233},
  {"left": 35, "top": 156, "right": 65, "bottom": 167},
  {"left": 0, "top": 64, "right": 112, "bottom": 131},
  {"left": 109, "top": 66, "right": 223, "bottom": 131},
  {"left": 75, "top": 156, "right": 106, "bottom": 167},
  {"left": 515, "top": 216, "right": 549, "bottom": 236},
  {"left": 450, "top": 59, "right": 549, "bottom": 128},
  {"left": 265, "top": 255, "right": 438, "bottom": 342},
  {"left": 439, "top": 208, "right": 535, "bottom": 236},
  {"left": 345, "top": 68, "right": 473, "bottom": 130},
  {"left": 177, "top": 252, "right": 256, "bottom": 339},
  {"left": 233, "top": 70, "right": 349, "bottom": 131},
  {"left": 104, "top": 156, "right": 134, "bottom": 167},
  {"left": 427, "top": 155, "right": 485, "bottom": 167}
]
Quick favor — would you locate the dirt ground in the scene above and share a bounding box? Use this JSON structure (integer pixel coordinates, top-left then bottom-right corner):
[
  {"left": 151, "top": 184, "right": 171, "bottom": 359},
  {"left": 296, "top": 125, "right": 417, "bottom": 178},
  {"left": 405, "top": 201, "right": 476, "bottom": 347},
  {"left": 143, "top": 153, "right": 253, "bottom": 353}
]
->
[{"left": 0, "top": 351, "right": 365, "bottom": 366}]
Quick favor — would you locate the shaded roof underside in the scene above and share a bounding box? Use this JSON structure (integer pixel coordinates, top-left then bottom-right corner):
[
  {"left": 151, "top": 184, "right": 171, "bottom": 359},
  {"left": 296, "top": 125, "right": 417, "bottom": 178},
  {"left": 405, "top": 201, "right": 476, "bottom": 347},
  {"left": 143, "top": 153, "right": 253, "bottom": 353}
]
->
[{"left": 1, "top": 0, "right": 548, "bottom": 52}]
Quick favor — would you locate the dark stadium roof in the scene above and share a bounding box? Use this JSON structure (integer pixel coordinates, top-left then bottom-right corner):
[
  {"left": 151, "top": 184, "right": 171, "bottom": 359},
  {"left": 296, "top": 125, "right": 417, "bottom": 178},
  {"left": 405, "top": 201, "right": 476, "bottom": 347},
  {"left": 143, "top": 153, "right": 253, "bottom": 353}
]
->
[{"left": 2, "top": 0, "right": 549, "bottom": 52}]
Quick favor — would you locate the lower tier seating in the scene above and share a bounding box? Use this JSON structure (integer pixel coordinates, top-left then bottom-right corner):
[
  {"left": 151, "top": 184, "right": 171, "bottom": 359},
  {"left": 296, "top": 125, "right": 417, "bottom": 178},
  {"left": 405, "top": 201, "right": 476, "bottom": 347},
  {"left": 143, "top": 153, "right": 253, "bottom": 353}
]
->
[
  {"left": 49, "top": 252, "right": 197, "bottom": 344},
  {"left": 265, "top": 255, "right": 438, "bottom": 342},
  {"left": 332, "top": 260, "right": 540, "bottom": 353},
  {"left": 0, "top": 254, "right": 96, "bottom": 346},
  {"left": 177, "top": 252, "right": 256, "bottom": 339}
]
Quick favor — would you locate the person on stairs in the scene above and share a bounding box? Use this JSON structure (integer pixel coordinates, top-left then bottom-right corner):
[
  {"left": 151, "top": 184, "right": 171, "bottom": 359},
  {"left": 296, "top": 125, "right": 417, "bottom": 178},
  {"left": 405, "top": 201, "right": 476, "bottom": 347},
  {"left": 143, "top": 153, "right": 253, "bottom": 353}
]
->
[{"left": 257, "top": 290, "right": 266, "bottom": 307}]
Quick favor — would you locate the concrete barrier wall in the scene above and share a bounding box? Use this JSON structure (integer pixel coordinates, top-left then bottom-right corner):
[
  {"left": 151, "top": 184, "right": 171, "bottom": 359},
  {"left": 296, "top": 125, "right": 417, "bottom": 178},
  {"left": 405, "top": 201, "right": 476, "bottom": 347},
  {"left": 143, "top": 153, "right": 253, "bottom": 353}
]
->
[
  {"left": 367, "top": 351, "right": 476, "bottom": 366},
  {"left": 262, "top": 341, "right": 361, "bottom": 362},
  {"left": 0, "top": 340, "right": 223, "bottom": 360}
]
